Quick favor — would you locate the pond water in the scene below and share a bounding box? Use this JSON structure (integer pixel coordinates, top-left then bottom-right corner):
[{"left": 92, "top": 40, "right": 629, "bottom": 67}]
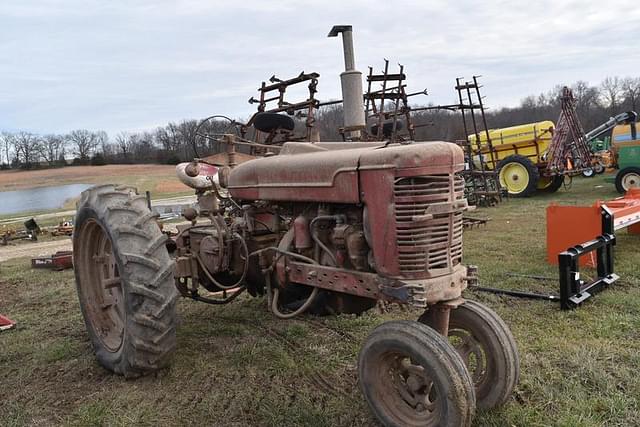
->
[{"left": 0, "top": 183, "right": 93, "bottom": 216}]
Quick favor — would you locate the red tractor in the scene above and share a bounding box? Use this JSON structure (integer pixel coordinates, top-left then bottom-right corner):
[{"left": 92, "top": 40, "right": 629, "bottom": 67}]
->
[{"left": 72, "top": 26, "right": 519, "bottom": 426}]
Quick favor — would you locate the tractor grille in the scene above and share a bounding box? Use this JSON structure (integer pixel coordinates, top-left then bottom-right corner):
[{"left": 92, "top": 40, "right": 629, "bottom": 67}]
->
[{"left": 394, "top": 174, "right": 465, "bottom": 275}]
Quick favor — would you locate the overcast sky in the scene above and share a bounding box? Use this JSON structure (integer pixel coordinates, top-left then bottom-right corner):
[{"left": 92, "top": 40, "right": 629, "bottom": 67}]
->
[{"left": 1, "top": 0, "right": 639, "bottom": 135}]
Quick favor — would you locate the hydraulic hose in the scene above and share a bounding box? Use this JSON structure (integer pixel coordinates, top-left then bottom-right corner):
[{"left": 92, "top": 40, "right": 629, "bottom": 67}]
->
[
  {"left": 265, "top": 272, "right": 319, "bottom": 320},
  {"left": 251, "top": 246, "right": 320, "bottom": 319},
  {"left": 309, "top": 215, "right": 340, "bottom": 266}
]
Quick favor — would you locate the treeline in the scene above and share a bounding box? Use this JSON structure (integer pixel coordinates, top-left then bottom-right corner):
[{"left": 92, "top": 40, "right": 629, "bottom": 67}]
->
[
  {"left": 1, "top": 76, "right": 639, "bottom": 169},
  {"left": 0, "top": 120, "right": 230, "bottom": 169},
  {"left": 408, "top": 76, "right": 640, "bottom": 143}
]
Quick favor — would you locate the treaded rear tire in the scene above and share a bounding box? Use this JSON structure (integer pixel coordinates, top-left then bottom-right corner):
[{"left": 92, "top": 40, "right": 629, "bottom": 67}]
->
[
  {"left": 538, "top": 175, "right": 564, "bottom": 193},
  {"left": 615, "top": 167, "right": 640, "bottom": 194},
  {"left": 73, "top": 184, "right": 178, "bottom": 378}
]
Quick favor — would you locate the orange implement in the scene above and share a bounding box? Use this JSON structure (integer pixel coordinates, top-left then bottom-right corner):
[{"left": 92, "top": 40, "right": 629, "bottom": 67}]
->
[{"left": 547, "top": 189, "right": 640, "bottom": 266}]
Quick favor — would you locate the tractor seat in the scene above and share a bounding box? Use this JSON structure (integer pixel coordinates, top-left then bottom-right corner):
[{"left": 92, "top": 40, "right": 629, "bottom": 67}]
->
[
  {"left": 253, "top": 112, "right": 295, "bottom": 133},
  {"left": 370, "top": 120, "right": 404, "bottom": 138}
]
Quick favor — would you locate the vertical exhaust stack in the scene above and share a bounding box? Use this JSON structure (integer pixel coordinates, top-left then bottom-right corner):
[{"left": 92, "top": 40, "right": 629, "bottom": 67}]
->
[{"left": 328, "top": 25, "right": 365, "bottom": 140}]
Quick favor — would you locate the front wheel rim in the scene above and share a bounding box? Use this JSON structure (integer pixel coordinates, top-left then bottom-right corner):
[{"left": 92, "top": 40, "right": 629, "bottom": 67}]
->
[
  {"left": 371, "top": 351, "right": 442, "bottom": 424},
  {"left": 449, "top": 329, "right": 488, "bottom": 388}
]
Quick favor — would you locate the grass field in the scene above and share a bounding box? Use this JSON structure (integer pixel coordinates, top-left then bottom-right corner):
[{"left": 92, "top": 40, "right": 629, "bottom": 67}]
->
[{"left": 1, "top": 173, "right": 640, "bottom": 426}]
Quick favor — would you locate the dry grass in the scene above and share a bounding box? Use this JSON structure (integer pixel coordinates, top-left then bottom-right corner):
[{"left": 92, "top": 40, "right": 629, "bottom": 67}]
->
[
  {"left": 0, "top": 165, "right": 177, "bottom": 191},
  {"left": 1, "top": 173, "right": 640, "bottom": 426}
]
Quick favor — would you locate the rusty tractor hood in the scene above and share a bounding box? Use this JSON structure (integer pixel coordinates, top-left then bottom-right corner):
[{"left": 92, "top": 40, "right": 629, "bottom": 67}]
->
[{"left": 228, "top": 141, "right": 464, "bottom": 203}]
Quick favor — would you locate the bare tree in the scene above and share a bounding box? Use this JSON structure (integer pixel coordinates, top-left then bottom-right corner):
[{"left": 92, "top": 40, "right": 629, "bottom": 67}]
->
[
  {"left": 114, "top": 132, "right": 131, "bottom": 161},
  {"left": 96, "top": 130, "right": 109, "bottom": 153},
  {"left": 134, "top": 131, "right": 156, "bottom": 161},
  {"left": 155, "top": 123, "right": 181, "bottom": 153},
  {"left": 94, "top": 130, "right": 113, "bottom": 162},
  {"left": 13, "top": 131, "right": 40, "bottom": 168},
  {"left": 177, "top": 120, "right": 199, "bottom": 158},
  {"left": 569, "top": 81, "right": 600, "bottom": 125},
  {"left": 600, "top": 76, "right": 624, "bottom": 112},
  {"left": 0, "top": 132, "right": 14, "bottom": 166},
  {"left": 38, "top": 134, "right": 66, "bottom": 166},
  {"left": 67, "top": 129, "right": 99, "bottom": 161},
  {"left": 622, "top": 77, "right": 640, "bottom": 112},
  {"left": 571, "top": 81, "right": 599, "bottom": 110},
  {"left": 544, "top": 84, "right": 564, "bottom": 110}
]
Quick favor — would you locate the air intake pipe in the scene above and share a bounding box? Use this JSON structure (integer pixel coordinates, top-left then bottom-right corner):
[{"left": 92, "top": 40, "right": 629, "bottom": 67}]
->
[{"left": 328, "top": 25, "right": 366, "bottom": 140}]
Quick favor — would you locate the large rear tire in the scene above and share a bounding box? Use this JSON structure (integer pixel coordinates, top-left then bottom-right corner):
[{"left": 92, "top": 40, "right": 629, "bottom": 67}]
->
[
  {"left": 497, "top": 155, "right": 539, "bottom": 197},
  {"left": 359, "top": 320, "right": 475, "bottom": 426},
  {"left": 421, "top": 300, "right": 519, "bottom": 409},
  {"left": 615, "top": 167, "right": 640, "bottom": 194},
  {"left": 73, "top": 185, "right": 178, "bottom": 378},
  {"left": 537, "top": 175, "right": 564, "bottom": 193}
]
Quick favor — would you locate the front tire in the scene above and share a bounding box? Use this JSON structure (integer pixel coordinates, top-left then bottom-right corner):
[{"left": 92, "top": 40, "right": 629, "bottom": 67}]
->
[
  {"left": 359, "top": 320, "right": 475, "bottom": 426},
  {"left": 421, "top": 300, "right": 519, "bottom": 409},
  {"left": 73, "top": 185, "right": 178, "bottom": 377},
  {"left": 497, "top": 155, "right": 539, "bottom": 197}
]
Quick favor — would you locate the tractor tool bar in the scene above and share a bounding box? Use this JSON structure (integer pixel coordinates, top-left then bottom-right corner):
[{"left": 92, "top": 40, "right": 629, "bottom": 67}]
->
[
  {"left": 470, "top": 286, "right": 560, "bottom": 302},
  {"left": 557, "top": 206, "right": 618, "bottom": 309},
  {"left": 547, "top": 188, "right": 640, "bottom": 266},
  {"left": 473, "top": 206, "right": 619, "bottom": 309}
]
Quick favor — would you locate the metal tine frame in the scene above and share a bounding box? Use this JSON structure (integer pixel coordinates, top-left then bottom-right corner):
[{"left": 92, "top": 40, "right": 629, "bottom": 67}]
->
[
  {"left": 454, "top": 76, "right": 502, "bottom": 206},
  {"left": 364, "top": 60, "right": 423, "bottom": 142},
  {"left": 249, "top": 72, "right": 322, "bottom": 144}
]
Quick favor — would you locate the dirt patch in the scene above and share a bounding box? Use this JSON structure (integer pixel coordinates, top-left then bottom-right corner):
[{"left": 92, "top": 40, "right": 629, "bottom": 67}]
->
[{"left": 0, "top": 239, "right": 73, "bottom": 262}]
